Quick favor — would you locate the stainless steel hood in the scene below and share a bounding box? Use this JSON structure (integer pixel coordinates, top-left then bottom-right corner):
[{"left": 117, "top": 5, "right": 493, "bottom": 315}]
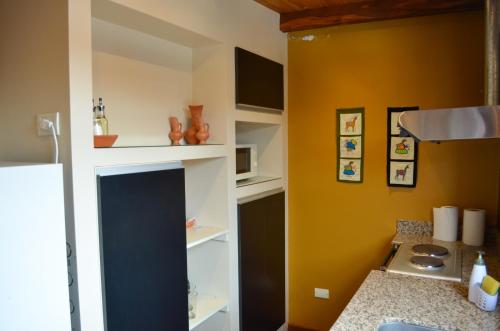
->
[
  {"left": 399, "top": 0, "right": 500, "bottom": 142},
  {"left": 399, "top": 106, "right": 500, "bottom": 141}
]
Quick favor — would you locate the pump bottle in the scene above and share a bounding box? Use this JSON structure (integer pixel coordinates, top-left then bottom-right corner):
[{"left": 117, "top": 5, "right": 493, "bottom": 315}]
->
[{"left": 468, "top": 251, "right": 487, "bottom": 302}]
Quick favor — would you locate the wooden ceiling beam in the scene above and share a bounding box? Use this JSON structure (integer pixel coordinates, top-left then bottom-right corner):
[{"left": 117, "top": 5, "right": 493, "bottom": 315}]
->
[{"left": 279, "top": 0, "right": 484, "bottom": 32}]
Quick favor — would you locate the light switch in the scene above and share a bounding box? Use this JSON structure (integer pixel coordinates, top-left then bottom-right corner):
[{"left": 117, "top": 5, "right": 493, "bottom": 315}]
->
[{"left": 314, "top": 288, "right": 329, "bottom": 299}]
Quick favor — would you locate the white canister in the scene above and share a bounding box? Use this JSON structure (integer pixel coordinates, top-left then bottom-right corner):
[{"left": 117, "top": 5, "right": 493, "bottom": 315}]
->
[
  {"left": 433, "top": 206, "right": 459, "bottom": 242},
  {"left": 463, "top": 209, "right": 486, "bottom": 246}
]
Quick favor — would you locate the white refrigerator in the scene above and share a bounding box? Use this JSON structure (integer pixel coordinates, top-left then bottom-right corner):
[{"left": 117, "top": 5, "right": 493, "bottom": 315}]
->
[{"left": 0, "top": 163, "right": 71, "bottom": 331}]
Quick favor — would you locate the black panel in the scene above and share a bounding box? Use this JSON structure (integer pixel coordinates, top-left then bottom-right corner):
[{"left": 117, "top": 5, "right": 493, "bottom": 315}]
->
[
  {"left": 235, "top": 47, "right": 284, "bottom": 111},
  {"left": 97, "top": 169, "right": 188, "bottom": 331},
  {"left": 236, "top": 147, "right": 251, "bottom": 174},
  {"left": 238, "top": 191, "right": 285, "bottom": 331}
]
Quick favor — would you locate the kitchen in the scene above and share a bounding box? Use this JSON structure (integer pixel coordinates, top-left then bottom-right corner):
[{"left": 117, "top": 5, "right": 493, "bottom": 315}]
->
[{"left": 0, "top": 1, "right": 499, "bottom": 331}]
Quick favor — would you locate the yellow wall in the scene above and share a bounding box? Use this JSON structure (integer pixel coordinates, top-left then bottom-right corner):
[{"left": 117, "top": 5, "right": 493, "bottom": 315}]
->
[{"left": 288, "top": 11, "right": 500, "bottom": 330}]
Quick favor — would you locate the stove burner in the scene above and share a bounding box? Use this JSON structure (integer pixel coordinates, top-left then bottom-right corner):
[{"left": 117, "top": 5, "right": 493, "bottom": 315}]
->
[
  {"left": 412, "top": 244, "right": 448, "bottom": 257},
  {"left": 410, "top": 256, "right": 445, "bottom": 270}
]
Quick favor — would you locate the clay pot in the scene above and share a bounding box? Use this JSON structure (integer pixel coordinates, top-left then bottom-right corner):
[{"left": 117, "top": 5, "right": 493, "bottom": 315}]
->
[
  {"left": 196, "top": 123, "right": 210, "bottom": 144},
  {"left": 184, "top": 126, "right": 198, "bottom": 144},
  {"left": 184, "top": 105, "right": 204, "bottom": 144},
  {"left": 189, "top": 105, "right": 204, "bottom": 130},
  {"left": 168, "top": 117, "right": 183, "bottom": 145}
]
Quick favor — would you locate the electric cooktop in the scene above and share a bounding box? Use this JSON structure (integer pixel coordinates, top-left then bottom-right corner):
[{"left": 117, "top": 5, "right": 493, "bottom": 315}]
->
[{"left": 387, "top": 242, "right": 462, "bottom": 282}]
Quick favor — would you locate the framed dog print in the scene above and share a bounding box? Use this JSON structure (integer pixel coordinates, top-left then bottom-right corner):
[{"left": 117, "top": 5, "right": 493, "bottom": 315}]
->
[
  {"left": 337, "top": 108, "right": 364, "bottom": 183},
  {"left": 387, "top": 107, "right": 419, "bottom": 187}
]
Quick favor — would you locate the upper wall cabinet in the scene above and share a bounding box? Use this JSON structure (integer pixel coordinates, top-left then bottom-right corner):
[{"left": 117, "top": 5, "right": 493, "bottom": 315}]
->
[
  {"left": 91, "top": 0, "right": 228, "bottom": 148},
  {"left": 235, "top": 47, "right": 284, "bottom": 113}
]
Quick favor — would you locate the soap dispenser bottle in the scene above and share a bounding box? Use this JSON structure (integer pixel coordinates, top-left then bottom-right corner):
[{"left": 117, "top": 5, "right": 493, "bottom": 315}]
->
[{"left": 468, "top": 251, "right": 487, "bottom": 302}]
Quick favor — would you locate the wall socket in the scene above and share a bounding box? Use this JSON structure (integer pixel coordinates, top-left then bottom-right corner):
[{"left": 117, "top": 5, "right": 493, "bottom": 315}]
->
[
  {"left": 314, "top": 288, "right": 330, "bottom": 299},
  {"left": 37, "top": 112, "right": 61, "bottom": 136}
]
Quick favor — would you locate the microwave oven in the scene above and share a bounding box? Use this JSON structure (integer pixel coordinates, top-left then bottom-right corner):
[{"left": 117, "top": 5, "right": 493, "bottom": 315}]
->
[{"left": 236, "top": 144, "right": 257, "bottom": 181}]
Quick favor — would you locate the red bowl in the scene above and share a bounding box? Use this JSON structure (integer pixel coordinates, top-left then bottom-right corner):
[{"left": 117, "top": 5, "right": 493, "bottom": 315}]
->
[{"left": 94, "top": 135, "right": 118, "bottom": 148}]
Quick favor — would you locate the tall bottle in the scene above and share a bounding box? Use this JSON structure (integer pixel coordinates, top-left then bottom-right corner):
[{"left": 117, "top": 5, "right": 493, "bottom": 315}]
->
[
  {"left": 468, "top": 251, "right": 487, "bottom": 302},
  {"left": 93, "top": 97, "right": 109, "bottom": 135}
]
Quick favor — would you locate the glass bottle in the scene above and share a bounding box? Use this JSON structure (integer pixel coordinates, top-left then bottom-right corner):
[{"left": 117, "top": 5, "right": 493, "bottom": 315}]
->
[
  {"left": 93, "top": 97, "right": 109, "bottom": 135},
  {"left": 93, "top": 99, "right": 101, "bottom": 135}
]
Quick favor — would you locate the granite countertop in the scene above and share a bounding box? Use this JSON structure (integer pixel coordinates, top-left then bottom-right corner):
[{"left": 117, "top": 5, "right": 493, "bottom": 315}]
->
[
  {"left": 331, "top": 220, "right": 500, "bottom": 331},
  {"left": 331, "top": 270, "right": 500, "bottom": 331}
]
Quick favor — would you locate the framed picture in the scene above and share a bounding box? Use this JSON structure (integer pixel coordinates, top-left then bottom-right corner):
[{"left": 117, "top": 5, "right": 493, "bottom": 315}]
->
[
  {"left": 390, "top": 136, "right": 415, "bottom": 160},
  {"left": 387, "top": 107, "right": 419, "bottom": 187},
  {"left": 340, "top": 136, "right": 362, "bottom": 158},
  {"left": 390, "top": 111, "right": 402, "bottom": 135},
  {"left": 338, "top": 110, "right": 363, "bottom": 136},
  {"left": 389, "top": 161, "right": 416, "bottom": 187},
  {"left": 337, "top": 107, "right": 364, "bottom": 183},
  {"left": 338, "top": 158, "right": 362, "bottom": 182}
]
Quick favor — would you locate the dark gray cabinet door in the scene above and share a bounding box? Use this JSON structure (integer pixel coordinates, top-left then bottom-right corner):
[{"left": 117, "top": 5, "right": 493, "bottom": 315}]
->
[
  {"left": 238, "top": 191, "right": 285, "bottom": 331},
  {"left": 97, "top": 168, "right": 188, "bottom": 331}
]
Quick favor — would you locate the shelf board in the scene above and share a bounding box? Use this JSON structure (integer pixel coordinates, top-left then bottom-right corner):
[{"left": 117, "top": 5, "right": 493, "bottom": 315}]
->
[
  {"left": 235, "top": 109, "right": 282, "bottom": 125},
  {"left": 236, "top": 176, "right": 283, "bottom": 199},
  {"left": 92, "top": 144, "right": 227, "bottom": 166},
  {"left": 92, "top": 0, "right": 219, "bottom": 48},
  {"left": 189, "top": 295, "right": 228, "bottom": 330},
  {"left": 186, "top": 226, "right": 228, "bottom": 249}
]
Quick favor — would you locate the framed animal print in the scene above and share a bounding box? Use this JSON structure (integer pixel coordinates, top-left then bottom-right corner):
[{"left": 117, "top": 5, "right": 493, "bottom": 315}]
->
[
  {"left": 389, "top": 161, "right": 415, "bottom": 186},
  {"left": 340, "top": 136, "right": 362, "bottom": 158},
  {"left": 387, "top": 107, "right": 419, "bottom": 187},
  {"left": 339, "top": 158, "right": 362, "bottom": 182},
  {"left": 390, "top": 136, "right": 415, "bottom": 160},
  {"left": 337, "top": 108, "right": 364, "bottom": 183}
]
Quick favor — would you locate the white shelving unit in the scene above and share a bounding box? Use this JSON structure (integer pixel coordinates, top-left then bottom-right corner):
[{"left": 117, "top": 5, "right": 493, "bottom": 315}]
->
[
  {"left": 189, "top": 295, "right": 229, "bottom": 330},
  {"left": 234, "top": 109, "right": 282, "bottom": 125},
  {"left": 235, "top": 113, "right": 285, "bottom": 199},
  {"left": 187, "top": 226, "right": 229, "bottom": 250},
  {"left": 65, "top": 1, "right": 287, "bottom": 331},
  {"left": 236, "top": 177, "right": 283, "bottom": 199},
  {"left": 92, "top": 144, "right": 227, "bottom": 166}
]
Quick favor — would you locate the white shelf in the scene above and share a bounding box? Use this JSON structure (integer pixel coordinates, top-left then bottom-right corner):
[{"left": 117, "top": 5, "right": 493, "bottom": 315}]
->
[
  {"left": 189, "top": 294, "right": 228, "bottom": 330},
  {"left": 92, "top": 144, "right": 227, "bottom": 166},
  {"left": 236, "top": 177, "right": 283, "bottom": 199},
  {"left": 92, "top": 0, "right": 219, "bottom": 49},
  {"left": 235, "top": 109, "right": 282, "bottom": 125},
  {"left": 186, "top": 226, "right": 228, "bottom": 249}
]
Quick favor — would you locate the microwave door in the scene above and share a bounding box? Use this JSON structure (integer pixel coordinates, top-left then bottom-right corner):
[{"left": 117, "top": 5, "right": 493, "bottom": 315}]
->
[{"left": 236, "top": 148, "right": 251, "bottom": 175}]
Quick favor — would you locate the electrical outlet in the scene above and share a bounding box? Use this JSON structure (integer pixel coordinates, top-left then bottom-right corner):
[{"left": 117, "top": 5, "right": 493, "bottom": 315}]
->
[
  {"left": 37, "top": 112, "right": 60, "bottom": 136},
  {"left": 314, "top": 288, "right": 329, "bottom": 299}
]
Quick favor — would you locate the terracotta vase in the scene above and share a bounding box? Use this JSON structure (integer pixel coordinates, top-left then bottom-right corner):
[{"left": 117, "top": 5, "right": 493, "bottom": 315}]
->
[
  {"left": 168, "top": 116, "right": 183, "bottom": 145},
  {"left": 189, "top": 105, "right": 204, "bottom": 130},
  {"left": 196, "top": 123, "right": 210, "bottom": 144},
  {"left": 184, "top": 105, "right": 204, "bottom": 144}
]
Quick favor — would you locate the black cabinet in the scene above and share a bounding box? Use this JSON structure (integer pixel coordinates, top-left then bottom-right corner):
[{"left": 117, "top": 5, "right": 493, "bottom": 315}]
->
[
  {"left": 97, "top": 167, "right": 188, "bottom": 331},
  {"left": 238, "top": 191, "right": 285, "bottom": 331}
]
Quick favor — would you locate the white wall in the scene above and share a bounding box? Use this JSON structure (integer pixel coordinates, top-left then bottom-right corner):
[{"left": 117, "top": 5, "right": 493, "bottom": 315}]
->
[
  {"left": 102, "top": 0, "right": 286, "bottom": 63},
  {"left": 93, "top": 51, "right": 192, "bottom": 146},
  {"left": 0, "top": 1, "right": 81, "bottom": 329}
]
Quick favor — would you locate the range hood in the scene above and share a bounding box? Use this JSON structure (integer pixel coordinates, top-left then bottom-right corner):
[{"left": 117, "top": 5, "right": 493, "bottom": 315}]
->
[{"left": 399, "top": 0, "right": 500, "bottom": 142}]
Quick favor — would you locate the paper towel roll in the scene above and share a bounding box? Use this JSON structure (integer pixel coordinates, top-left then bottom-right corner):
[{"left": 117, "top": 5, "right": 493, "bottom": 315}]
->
[
  {"left": 433, "top": 206, "right": 459, "bottom": 242},
  {"left": 463, "top": 209, "right": 486, "bottom": 246}
]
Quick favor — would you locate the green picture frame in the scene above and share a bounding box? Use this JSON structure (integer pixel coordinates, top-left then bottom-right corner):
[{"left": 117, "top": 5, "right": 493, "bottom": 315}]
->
[{"left": 336, "top": 108, "right": 365, "bottom": 183}]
